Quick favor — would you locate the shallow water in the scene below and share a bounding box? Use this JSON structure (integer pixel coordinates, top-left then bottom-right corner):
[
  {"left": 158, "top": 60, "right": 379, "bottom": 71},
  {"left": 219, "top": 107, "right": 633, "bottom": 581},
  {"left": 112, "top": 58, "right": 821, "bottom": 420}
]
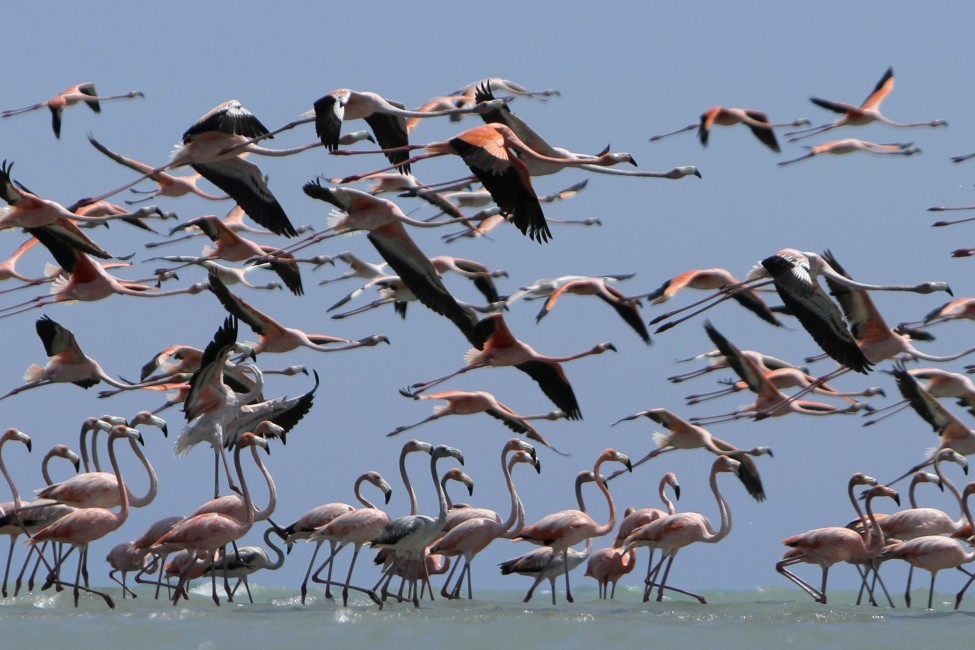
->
[{"left": 3, "top": 584, "right": 974, "bottom": 650}]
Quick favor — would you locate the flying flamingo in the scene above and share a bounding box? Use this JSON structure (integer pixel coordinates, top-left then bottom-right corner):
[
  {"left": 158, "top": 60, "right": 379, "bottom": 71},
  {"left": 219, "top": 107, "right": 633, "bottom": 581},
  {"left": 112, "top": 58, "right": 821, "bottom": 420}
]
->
[
  {"left": 514, "top": 448, "right": 631, "bottom": 603},
  {"left": 622, "top": 455, "right": 741, "bottom": 603},
  {"left": 334, "top": 123, "right": 638, "bottom": 243},
  {"left": 498, "top": 470, "right": 597, "bottom": 604},
  {"left": 0, "top": 238, "right": 56, "bottom": 292},
  {"left": 863, "top": 367, "right": 975, "bottom": 427},
  {"left": 206, "top": 271, "right": 388, "bottom": 357},
  {"left": 786, "top": 67, "right": 947, "bottom": 141},
  {"left": 430, "top": 440, "right": 540, "bottom": 599},
  {"left": 307, "top": 472, "right": 393, "bottom": 606},
  {"left": 0, "top": 429, "right": 31, "bottom": 598},
  {"left": 649, "top": 106, "right": 810, "bottom": 152},
  {"left": 666, "top": 346, "right": 803, "bottom": 384},
  {"left": 774, "top": 473, "right": 893, "bottom": 604},
  {"left": 86, "top": 134, "right": 229, "bottom": 203},
  {"left": 387, "top": 389, "right": 565, "bottom": 453},
  {"left": 80, "top": 100, "right": 319, "bottom": 237},
  {"left": 609, "top": 406, "right": 772, "bottom": 501},
  {"left": 317, "top": 251, "right": 389, "bottom": 286},
  {"left": 369, "top": 444, "right": 465, "bottom": 608},
  {"left": 0, "top": 316, "right": 179, "bottom": 402},
  {"left": 634, "top": 267, "right": 781, "bottom": 327},
  {"left": 778, "top": 138, "right": 920, "bottom": 166},
  {"left": 28, "top": 425, "right": 143, "bottom": 608},
  {"left": 471, "top": 82, "right": 699, "bottom": 180},
  {"left": 403, "top": 312, "right": 616, "bottom": 420},
  {"left": 407, "top": 77, "right": 560, "bottom": 132},
  {"left": 651, "top": 249, "right": 951, "bottom": 374},
  {"left": 1, "top": 82, "right": 143, "bottom": 138},
  {"left": 904, "top": 297, "right": 975, "bottom": 329},
  {"left": 886, "top": 363, "right": 975, "bottom": 485},
  {"left": 150, "top": 432, "right": 269, "bottom": 606},
  {"left": 533, "top": 276, "right": 652, "bottom": 344},
  {"left": 293, "top": 183, "right": 488, "bottom": 349}
]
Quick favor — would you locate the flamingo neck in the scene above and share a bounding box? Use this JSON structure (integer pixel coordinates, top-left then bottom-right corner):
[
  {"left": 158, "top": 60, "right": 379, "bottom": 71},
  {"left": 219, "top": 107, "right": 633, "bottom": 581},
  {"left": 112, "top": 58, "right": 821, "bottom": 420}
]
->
[
  {"left": 401, "top": 449, "right": 419, "bottom": 516},
  {"left": 500, "top": 453, "right": 521, "bottom": 536},
  {"left": 660, "top": 480, "right": 677, "bottom": 516},
  {"left": 263, "top": 528, "right": 286, "bottom": 570},
  {"left": 127, "top": 436, "right": 158, "bottom": 508},
  {"left": 592, "top": 459, "right": 617, "bottom": 536},
  {"left": 430, "top": 455, "right": 450, "bottom": 531},
  {"left": 708, "top": 465, "right": 732, "bottom": 543},
  {"left": 234, "top": 442, "right": 255, "bottom": 527},
  {"left": 107, "top": 434, "right": 129, "bottom": 522},
  {"left": 862, "top": 494, "right": 886, "bottom": 556},
  {"left": 250, "top": 443, "right": 276, "bottom": 521},
  {"left": 934, "top": 456, "right": 966, "bottom": 527},
  {"left": 0, "top": 437, "right": 21, "bottom": 507}
]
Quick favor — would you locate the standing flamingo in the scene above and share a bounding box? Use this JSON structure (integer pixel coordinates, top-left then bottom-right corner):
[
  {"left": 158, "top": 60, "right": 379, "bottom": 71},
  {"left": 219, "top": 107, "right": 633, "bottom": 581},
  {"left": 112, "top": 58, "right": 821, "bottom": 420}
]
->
[
  {"left": 28, "top": 426, "right": 143, "bottom": 608},
  {"left": 775, "top": 474, "right": 895, "bottom": 604},
  {"left": 0, "top": 429, "right": 31, "bottom": 598},
  {"left": 369, "top": 444, "right": 465, "bottom": 608},
  {"left": 622, "top": 455, "right": 741, "bottom": 603},
  {"left": 202, "top": 526, "right": 287, "bottom": 603},
  {"left": 514, "top": 448, "right": 631, "bottom": 603},
  {"left": 150, "top": 432, "right": 269, "bottom": 606},
  {"left": 1, "top": 82, "right": 143, "bottom": 138},
  {"left": 430, "top": 440, "right": 540, "bottom": 599}
]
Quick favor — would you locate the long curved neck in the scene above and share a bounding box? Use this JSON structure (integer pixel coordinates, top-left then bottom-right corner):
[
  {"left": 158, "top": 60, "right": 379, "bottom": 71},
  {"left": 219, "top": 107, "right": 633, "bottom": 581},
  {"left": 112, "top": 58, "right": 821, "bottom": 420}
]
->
[
  {"left": 933, "top": 456, "right": 965, "bottom": 524},
  {"left": 0, "top": 438, "right": 21, "bottom": 507},
  {"left": 41, "top": 450, "right": 58, "bottom": 486},
  {"left": 249, "top": 443, "right": 276, "bottom": 521},
  {"left": 235, "top": 443, "right": 256, "bottom": 527},
  {"left": 706, "top": 466, "right": 732, "bottom": 543},
  {"left": 263, "top": 528, "right": 286, "bottom": 570},
  {"left": 430, "top": 455, "right": 450, "bottom": 530},
  {"left": 660, "top": 479, "right": 676, "bottom": 515},
  {"left": 592, "top": 460, "right": 617, "bottom": 537},
  {"left": 355, "top": 476, "right": 378, "bottom": 509},
  {"left": 862, "top": 494, "right": 886, "bottom": 555},
  {"left": 127, "top": 436, "right": 158, "bottom": 508},
  {"left": 401, "top": 449, "right": 419, "bottom": 516},
  {"left": 500, "top": 454, "right": 521, "bottom": 537},
  {"left": 79, "top": 422, "right": 94, "bottom": 472},
  {"left": 847, "top": 478, "right": 870, "bottom": 544},
  {"left": 107, "top": 435, "right": 129, "bottom": 523}
]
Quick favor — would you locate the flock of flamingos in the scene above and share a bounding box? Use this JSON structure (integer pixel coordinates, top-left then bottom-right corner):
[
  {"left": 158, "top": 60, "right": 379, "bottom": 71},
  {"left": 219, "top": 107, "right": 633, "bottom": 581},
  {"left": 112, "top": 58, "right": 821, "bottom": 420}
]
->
[{"left": 2, "top": 68, "right": 975, "bottom": 614}]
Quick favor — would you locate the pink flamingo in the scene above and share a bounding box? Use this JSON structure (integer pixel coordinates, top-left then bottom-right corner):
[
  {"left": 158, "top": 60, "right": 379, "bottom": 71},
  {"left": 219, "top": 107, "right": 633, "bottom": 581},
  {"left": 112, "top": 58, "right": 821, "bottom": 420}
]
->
[
  {"left": 430, "top": 441, "right": 540, "bottom": 599},
  {"left": 0, "top": 429, "right": 31, "bottom": 597},
  {"left": 307, "top": 472, "right": 393, "bottom": 606},
  {"left": 1, "top": 82, "right": 142, "bottom": 138},
  {"left": 650, "top": 106, "right": 809, "bottom": 151},
  {"left": 28, "top": 425, "right": 143, "bottom": 608},
  {"left": 404, "top": 312, "right": 616, "bottom": 420},
  {"left": 514, "top": 448, "right": 631, "bottom": 603},
  {"left": 585, "top": 542, "right": 638, "bottom": 600},
  {"left": 622, "top": 455, "right": 742, "bottom": 603},
  {"left": 150, "top": 432, "right": 269, "bottom": 606},
  {"left": 534, "top": 276, "right": 651, "bottom": 345},
  {"left": 775, "top": 474, "right": 896, "bottom": 604}
]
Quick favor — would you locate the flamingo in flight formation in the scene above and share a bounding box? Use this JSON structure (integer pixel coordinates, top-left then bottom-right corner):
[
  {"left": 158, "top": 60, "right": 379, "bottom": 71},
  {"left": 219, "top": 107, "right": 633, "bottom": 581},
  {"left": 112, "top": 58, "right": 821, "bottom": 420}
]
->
[
  {"left": 649, "top": 106, "right": 810, "bottom": 152},
  {"left": 1, "top": 82, "right": 143, "bottom": 138},
  {"left": 785, "top": 67, "right": 947, "bottom": 141},
  {"left": 778, "top": 139, "right": 920, "bottom": 166}
]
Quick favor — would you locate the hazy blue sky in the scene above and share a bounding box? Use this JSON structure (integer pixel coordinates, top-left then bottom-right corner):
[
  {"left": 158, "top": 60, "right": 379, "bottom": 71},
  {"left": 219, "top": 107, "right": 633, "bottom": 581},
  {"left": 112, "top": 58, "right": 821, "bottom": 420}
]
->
[{"left": 2, "top": 1, "right": 975, "bottom": 602}]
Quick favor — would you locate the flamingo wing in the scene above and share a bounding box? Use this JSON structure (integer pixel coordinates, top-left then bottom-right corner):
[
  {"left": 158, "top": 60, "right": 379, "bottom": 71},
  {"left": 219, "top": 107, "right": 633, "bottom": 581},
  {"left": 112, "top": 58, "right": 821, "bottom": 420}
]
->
[{"left": 191, "top": 158, "right": 297, "bottom": 238}]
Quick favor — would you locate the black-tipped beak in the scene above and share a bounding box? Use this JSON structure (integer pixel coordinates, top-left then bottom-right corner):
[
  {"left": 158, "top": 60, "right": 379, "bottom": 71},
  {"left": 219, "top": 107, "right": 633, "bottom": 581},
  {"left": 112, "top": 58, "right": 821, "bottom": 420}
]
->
[
  {"left": 674, "top": 485, "right": 681, "bottom": 500},
  {"left": 534, "top": 460, "right": 542, "bottom": 474}
]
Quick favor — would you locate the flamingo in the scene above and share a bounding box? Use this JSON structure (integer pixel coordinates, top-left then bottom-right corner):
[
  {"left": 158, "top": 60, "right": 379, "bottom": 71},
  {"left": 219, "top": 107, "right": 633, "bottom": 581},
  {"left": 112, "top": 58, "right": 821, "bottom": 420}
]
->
[
  {"left": 369, "top": 444, "right": 465, "bottom": 607},
  {"left": 651, "top": 106, "right": 810, "bottom": 151},
  {"left": 609, "top": 406, "right": 772, "bottom": 501},
  {"left": 499, "top": 470, "right": 598, "bottom": 604},
  {"left": 407, "top": 78, "right": 560, "bottom": 132},
  {"left": 906, "top": 297, "right": 975, "bottom": 329},
  {"left": 28, "top": 425, "right": 143, "bottom": 608},
  {"left": 206, "top": 271, "right": 388, "bottom": 357},
  {"left": 880, "top": 534, "right": 975, "bottom": 610},
  {"left": 653, "top": 249, "right": 951, "bottom": 374},
  {"left": 105, "top": 541, "right": 147, "bottom": 599},
  {"left": 40, "top": 444, "right": 81, "bottom": 485},
  {"left": 335, "top": 123, "right": 638, "bottom": 243},
  {"left": 774, "top": 474, "right": 894, "bottom": 604},
  {"left": 387, "top": 389, "right": 565, "bottom": 453},
  {"left": 317, "top": 251, "right": 388, "bottom": 286},
  {"left": 585, "top": 542, "right": 638, "bottom": 599},
  {"left": 0, "top": 429, "right": 31, "bottom": 598},
  {"left": 863, "top": 368, "right": 975, "bottom": 427},
  {"left": 502, "top": 273, "right": 635, "bottom": 308},
  {"left": 471, "top": 82, "right": 699, "bottom": 180},
  {"left": 150, "top": 432, "right": 269, "bottom": 606},
  {"left": 533, "top": 276, "right": 651, "bottom": 345},
  {"left": 0, "top": 237, "right": 57, "bottom": 292},
  {"left": 201, "top": 526, "right": 286, "bottom": 603},
  {"left": 403, "top": 312, "right": 616, "bottom": 420},
  {"left": 292, "top": 470, "right": 391, "bottom": 604},
  {"left": 86, "top": 134, "right": 229, "bottom": 203},
  {"left": 429, "top": 440, "right": 540, "bottom": 599},
  {"left": 295, "top": 183, "right": 488, "bottom": 349},
  {"left": 786, "top": 67, "right": 946, "bottom": 141},
  {"left": 514, "top": 448, "right": 631, "bottom": 603},
  {"left": 1, "top": 82, "right": 143, "bottom": 138},
  {"left": 666, "top": 345, "right": 803, "bottom": 384},
  {"left": 634, "top": 267, "right": 781, "bottom": 327},
  {"left": 886, "top": 364, "right": 975, "bottom": 484},
  {"left": 130, "top": 515, "right": 187, "bottom": 599},
  {"left": 306, "top": 473, "right": 393, "bottom": 606},
  {"left": 80, "top": 100, "right": 317, "bottom": 237},
  {"left": 622, "top": 455, "right": 741, "bottom": 603},
  {"left": 778, "top": 138, "right": 920, "bottom": 166},
  {"left": 0, "top": 316, "right": 178, "bottom": 402}
]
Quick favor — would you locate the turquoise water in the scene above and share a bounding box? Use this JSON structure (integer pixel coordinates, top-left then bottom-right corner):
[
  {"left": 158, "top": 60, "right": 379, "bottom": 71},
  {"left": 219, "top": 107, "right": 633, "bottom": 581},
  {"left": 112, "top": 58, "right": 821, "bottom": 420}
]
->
[{"left": 3, "top": 584, "right": 973, "bottom": 650}]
